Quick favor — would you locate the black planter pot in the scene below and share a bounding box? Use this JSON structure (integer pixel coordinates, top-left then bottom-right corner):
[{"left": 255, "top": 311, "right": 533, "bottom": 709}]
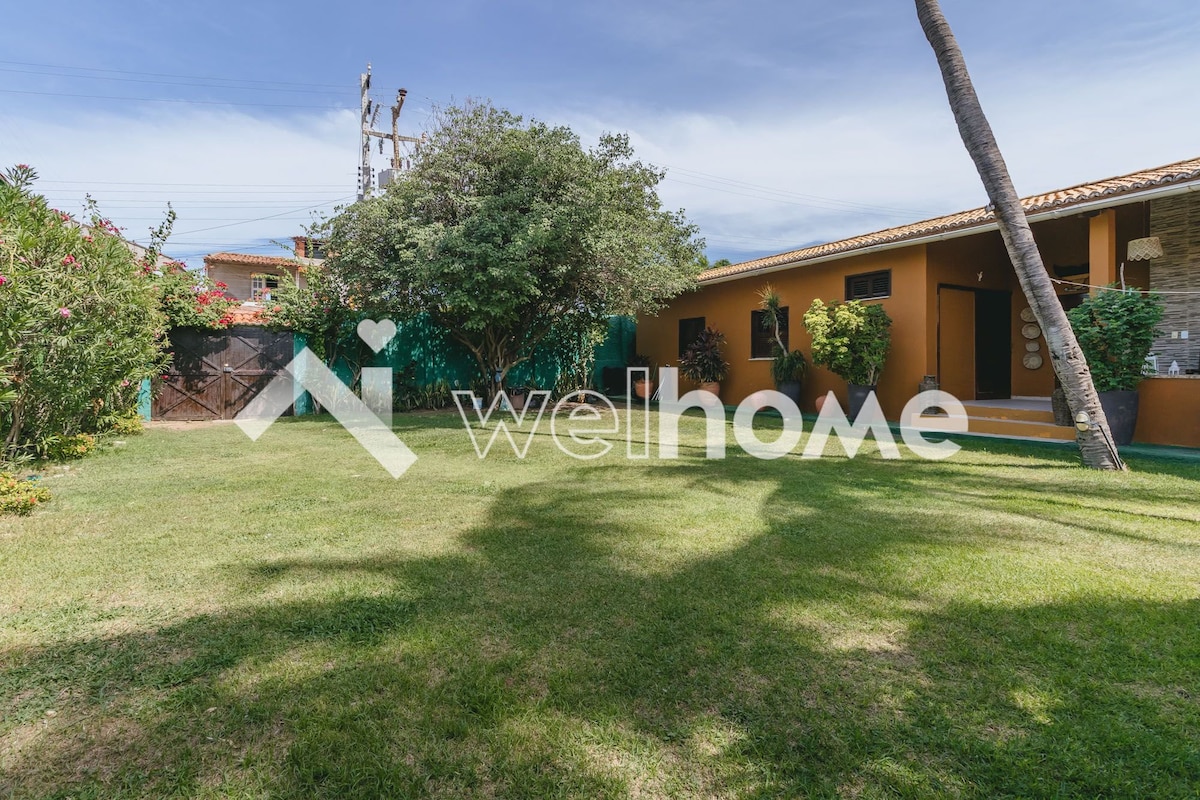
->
[
  {"left": 847, "top": 384, "right": 877, "bottom": 420},
  {"left": 775, "top": 380, "right": 802, "bottom": 408},
  {"left": 1098, "top": 389, "right": 1139, "bottom": 446}
]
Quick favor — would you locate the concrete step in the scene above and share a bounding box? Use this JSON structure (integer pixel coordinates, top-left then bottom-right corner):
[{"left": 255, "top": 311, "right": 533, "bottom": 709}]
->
[
  {"left": 966, "top": 415, "right": 1075, "bottom": 441},
  {"left": 962, "top": 403, "right": 1056, "bottom": 424}
]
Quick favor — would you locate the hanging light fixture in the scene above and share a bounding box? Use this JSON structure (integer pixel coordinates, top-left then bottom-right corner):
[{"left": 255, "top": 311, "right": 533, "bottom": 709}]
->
[{"left": 1126, "top": 236, "right": 1163, "bottom": 261}]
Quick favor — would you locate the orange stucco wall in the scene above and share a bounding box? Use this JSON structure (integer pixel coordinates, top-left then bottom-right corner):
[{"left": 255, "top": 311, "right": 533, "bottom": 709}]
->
[
  {"left": 637, "top": 246, "right": 928, "bottom": 418},
  {"left": 638, "top": 200, "right": 1187, "bottom": 445},
  {"left": 1134, "top": 377, "right": 1200, "bottom": 448}
]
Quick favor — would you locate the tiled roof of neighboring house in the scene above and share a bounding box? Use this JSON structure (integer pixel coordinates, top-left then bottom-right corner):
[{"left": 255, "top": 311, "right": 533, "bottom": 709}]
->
[
  {"left": 224, "top": 304, "right": 268, "bottom": 325},
  {"left": 203, "top": 253, "right": 305, "bottom": 269},
  {"left": 698, "top": 155, "right": 1200, "bottom": 284}
]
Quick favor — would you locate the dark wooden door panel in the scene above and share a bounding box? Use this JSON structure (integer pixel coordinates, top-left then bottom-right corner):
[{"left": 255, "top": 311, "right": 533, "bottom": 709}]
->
[{"left": 154, "top": 327, "right": 293, "bottom": 420}]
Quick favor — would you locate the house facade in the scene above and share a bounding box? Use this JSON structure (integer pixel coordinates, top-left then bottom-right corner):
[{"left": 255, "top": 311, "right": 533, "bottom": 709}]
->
[
  {"left": 203, "top": 237, "right": 322, "bottom": 303},
  {"left": 637, "top": 157, "right": 1200, "bottom": 448}
]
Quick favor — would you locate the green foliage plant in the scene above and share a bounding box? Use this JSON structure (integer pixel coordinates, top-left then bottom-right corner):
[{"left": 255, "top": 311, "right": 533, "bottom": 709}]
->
[
  {"left": 1066, "top": 286, "right": 1164, "bottom": 392},
  {"left": 802, "top": 299, "right": 892, "bottom": 386},
  {"left": 758, "top": 284, "right": 807, "bottom": 385},
  {"left": 678, "top": 327, "right": 729, "bottom": 384}
]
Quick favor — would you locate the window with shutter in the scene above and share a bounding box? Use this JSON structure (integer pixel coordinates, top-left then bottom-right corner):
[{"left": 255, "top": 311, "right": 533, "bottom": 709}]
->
[
  {"left": 750, "top": 307, "right": 788, "bottom": 358},
  {"left": 678, "top": 317, "right": 705, "bottom": 359},
  {"left": 845, "top": 269, "right": 891, "bottom": 301}
]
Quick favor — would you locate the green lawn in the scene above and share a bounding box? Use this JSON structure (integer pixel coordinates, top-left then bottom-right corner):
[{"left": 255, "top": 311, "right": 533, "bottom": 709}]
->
[{"left": 1, "top": 412, "right": 1198, "bottom": 799}]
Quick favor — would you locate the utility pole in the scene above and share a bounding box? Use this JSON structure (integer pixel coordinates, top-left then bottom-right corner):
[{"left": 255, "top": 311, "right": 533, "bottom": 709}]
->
[
  {"left": 356, "top": 66, "right": 423, "bottom": 199},
  {"left": 357, "top": 64, "right": 372, "bottom": 201}
]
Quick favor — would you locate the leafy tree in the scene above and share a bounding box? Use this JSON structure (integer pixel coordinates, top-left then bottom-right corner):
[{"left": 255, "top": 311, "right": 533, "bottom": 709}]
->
[
  {"left": 321, "top": 101, "right": 703, "bottom": 397},
  {"left": 802, "top": 299, "right": 891, "bottom": 387},
  {"left": 1067, "top": 287, "right": 1163, "bottom": 392},
  {"left": 0, "top": 165, "right": 169, "bottom": 457},
  {"left": 915, "top": 0, "right": 1124, "bottom": 470}
]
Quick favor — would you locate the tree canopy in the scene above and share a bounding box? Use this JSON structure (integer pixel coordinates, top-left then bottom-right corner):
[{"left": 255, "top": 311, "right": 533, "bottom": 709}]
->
[{"left": 321, "top": 102, "right": 703, "bottom": 394}]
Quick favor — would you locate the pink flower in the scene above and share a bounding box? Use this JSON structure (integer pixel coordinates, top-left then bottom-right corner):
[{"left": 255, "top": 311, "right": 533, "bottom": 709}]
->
[
  {"left": 0, "top": 275, "right": 7, "bottom": 286},
  {"left": 83, "top": 235, "right": 93, "bottom": 243},
  {"left": 58, "top": 308, "right": 71, "bottom": 318},
  {"left": 62, "top": 255, "right": 76, "bottom": 266}
]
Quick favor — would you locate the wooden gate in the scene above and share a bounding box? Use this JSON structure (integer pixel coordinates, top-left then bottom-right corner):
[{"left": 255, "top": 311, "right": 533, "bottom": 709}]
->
[{"left": 154, "top": 327, "right": 294, "bottom": 420}]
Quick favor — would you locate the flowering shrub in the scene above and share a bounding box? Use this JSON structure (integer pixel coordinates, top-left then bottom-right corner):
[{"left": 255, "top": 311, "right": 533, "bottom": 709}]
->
[
  {"left": 98, "top": 411, "right": 144, "bottom": 436},
  {"left": 37, "top": 432, "right": 96, "bottom": 461},
  {"left": 0, "top": 472, "right": 51, "bottom": 516},
  {"left": 155, "top": 263, "right": 238, "bottom": 329},
  {"left": 0, "top": 164, "right": 169, "bottom": 459}
]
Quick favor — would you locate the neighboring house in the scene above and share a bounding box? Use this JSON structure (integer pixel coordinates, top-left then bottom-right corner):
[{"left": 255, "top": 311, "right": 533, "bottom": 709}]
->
[
  {"left": 203, "top": 237, "right": 323, "bottom": 304},
  {"left": 637, "top": 156, "right": 1200, "bottom": 448}
]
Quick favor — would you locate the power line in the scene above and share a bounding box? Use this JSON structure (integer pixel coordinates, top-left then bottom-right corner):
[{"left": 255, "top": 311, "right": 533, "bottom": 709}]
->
[
  {"left": 37, "top": 180, "right": 354, "bottom": 188},
  {"left": 661, "top": 164, "right": 936, "bottom": 218},
  {"left": 0, "top": 87, "right": 353, "bottom": 110},
  {"left": 171, "top": 196, "right": 354, "bottom": 236},
  {"left": 0, "top": 59, "right": 349, "bottom": 89},
  {"left": 35, "top": 188, "right": 350, "bottom": 195},
  {"left": 0, "top": 66, "right": 350, "bottom": 95}
]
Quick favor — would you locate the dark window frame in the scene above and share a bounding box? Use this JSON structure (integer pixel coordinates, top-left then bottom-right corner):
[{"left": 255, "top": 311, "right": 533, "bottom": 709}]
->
[
  {"left": 750, "top": 307, "right": 788, "bottom": 359},
  {"left": 845, "top": 269, "right": 892, "bottom": 301},
  {"left": 678, "top": 316, "right": 706, "bottom": 359}
]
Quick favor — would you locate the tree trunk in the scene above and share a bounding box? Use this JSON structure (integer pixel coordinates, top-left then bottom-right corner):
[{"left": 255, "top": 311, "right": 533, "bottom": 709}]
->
[{"left": 914, "top": 0, "right": 1125, "bottom": 470}]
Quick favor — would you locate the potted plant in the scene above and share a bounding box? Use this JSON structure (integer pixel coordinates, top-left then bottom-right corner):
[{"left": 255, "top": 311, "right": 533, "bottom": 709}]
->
[
  {"left": 678, "top": 327, "right": 729, "bottom": 397},
  {"left": 1066, "top": 285, "right": 1164, "bottom": 445},
  {"left": 628, "top": 353, "right": 656, "bottom": 399},
  {"left": 758, "top": 285, "right": 807, "bottom": 405},
  {"left": 508, "top": 384, "right": 528, "bottom": 411},
  {"left": 803, "top": 298, "right": 892, "bottom": 419}
]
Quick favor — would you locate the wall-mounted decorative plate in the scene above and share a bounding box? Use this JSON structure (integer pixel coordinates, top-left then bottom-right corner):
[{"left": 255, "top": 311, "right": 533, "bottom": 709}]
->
[
  {"left": 1023, "top": 352, "right": 1044, "bottom": 369},
  {"left": 1025, "top": 341, "right": 1040, "bottom": 352},
  {"left": 1021, "top": 323, "right": 1042, "bottom": 339},
  {"left": 1020, "top": 307, "right": 1037, "bottom": 323}
]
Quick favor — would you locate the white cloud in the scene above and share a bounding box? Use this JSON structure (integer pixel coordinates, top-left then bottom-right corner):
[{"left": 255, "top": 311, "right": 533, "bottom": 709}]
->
[
  {"left": 1, "top": 107, "right": 361, "bottom": 267},
  {"left": 556, "top": 48, "right": 1200, "bottom": 262},
  {"left": 4, "top": 39, "right": 1198, "bottom": 271}
]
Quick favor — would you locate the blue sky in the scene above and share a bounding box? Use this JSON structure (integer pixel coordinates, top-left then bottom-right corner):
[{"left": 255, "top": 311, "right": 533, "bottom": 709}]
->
[{"left": 2, "top": 0, "right": 1198, "bottom": 267}]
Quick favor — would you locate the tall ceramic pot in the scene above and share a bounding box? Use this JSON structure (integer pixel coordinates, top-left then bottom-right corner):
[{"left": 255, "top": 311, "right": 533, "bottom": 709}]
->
[
  {"left": 775, "top": 380, "right": 802, "bottom": 407},
  {"left": 1098, "top": 390, "right": 1139, "bottom": 446},
  {"left": 847, "top": 384, "right": 876, "bottom": 420}
]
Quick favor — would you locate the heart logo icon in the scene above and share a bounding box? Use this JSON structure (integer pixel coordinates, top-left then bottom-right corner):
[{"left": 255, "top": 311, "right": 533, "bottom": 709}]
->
[{"left": 357, "top": 319, "right": 398, "bottom": 353}]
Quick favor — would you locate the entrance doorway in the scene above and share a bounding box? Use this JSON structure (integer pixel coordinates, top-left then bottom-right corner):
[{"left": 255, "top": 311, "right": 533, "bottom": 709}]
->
[{"left": 938, "top": 285, "right": 1012, "bottom": 401}]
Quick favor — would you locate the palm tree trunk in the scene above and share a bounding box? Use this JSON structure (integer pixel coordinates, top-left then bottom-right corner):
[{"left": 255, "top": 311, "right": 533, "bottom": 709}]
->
[{"left": 914, "top": 0, "right": 1125, "bottom": 470}]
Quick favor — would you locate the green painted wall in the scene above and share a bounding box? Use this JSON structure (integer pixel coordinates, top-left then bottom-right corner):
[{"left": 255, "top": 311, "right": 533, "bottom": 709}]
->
[{"left": 293, "top": 315, "right": 634, "bottom": 413}]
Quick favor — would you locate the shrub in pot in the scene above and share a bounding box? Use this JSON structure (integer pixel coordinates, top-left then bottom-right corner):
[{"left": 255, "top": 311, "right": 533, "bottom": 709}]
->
[
  {"left": 1066, "top": 285, "right": 1163, "bottom": 445},
  {"left": 803, "top": 299, "right": 891, "bottom": 419},
  {"left": 758, "top": 285, "right": 807, "bottom": 406},
  {"left": 679, "top": 327, "right": 729, "bottom": 397},
  {"left": 628, "top": 353, "right": 656, "bottom": 399}
]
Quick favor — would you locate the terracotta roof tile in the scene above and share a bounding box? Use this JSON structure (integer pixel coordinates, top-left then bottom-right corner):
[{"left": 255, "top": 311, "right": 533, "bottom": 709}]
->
[
  {"left": 224, "top": 304, "right": 267, "bottom": 325},
  {"left": 698, "top": 156, "right": 1200, "bottom": 283},
  {"left": 204, "top": 252, "right": 304, "bottom": 269}
]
